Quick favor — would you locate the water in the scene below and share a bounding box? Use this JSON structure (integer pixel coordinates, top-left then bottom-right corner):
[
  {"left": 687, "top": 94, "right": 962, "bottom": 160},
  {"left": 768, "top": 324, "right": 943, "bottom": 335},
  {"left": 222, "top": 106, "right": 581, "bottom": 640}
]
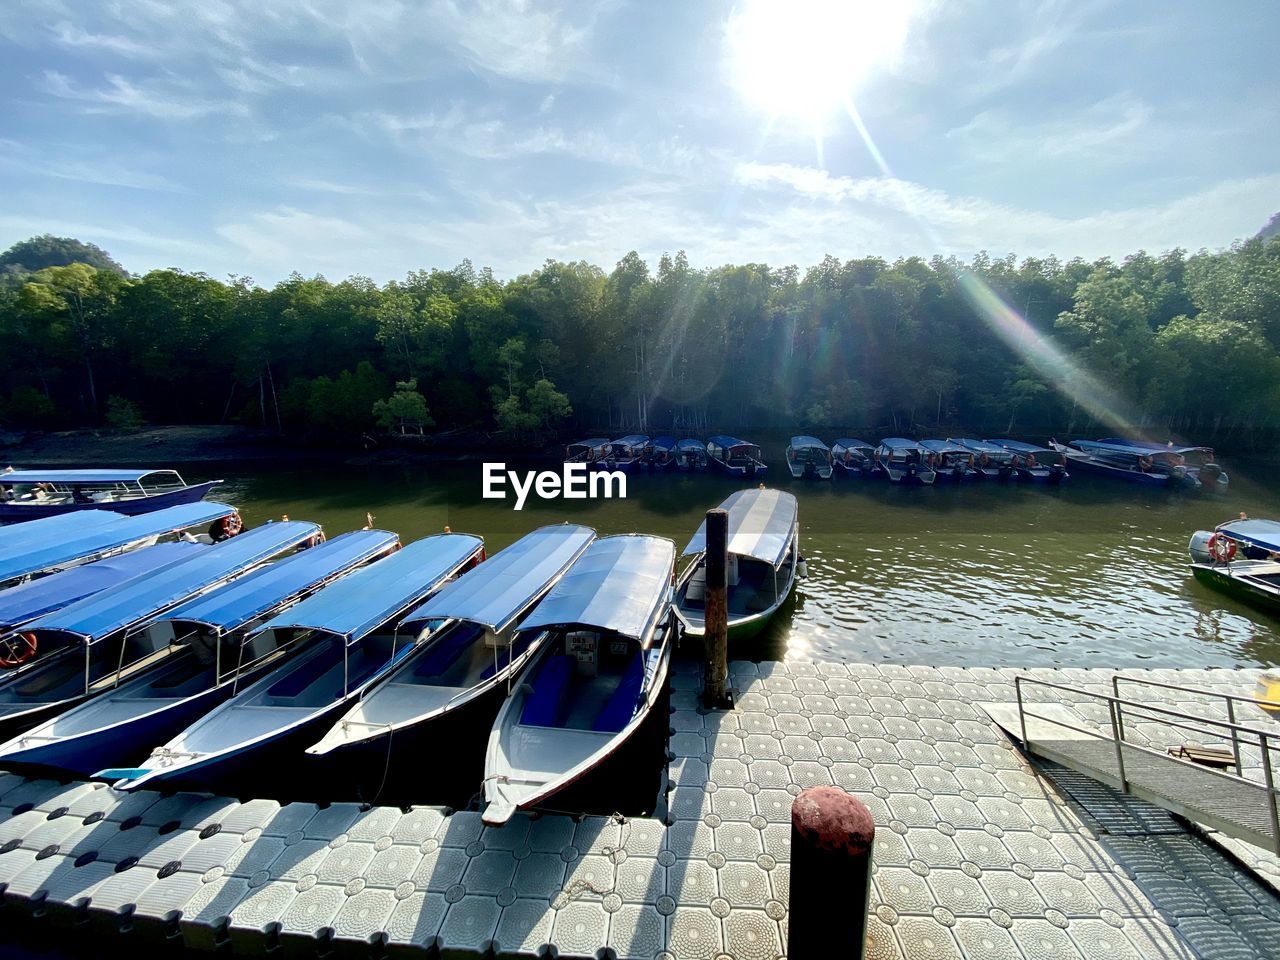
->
[{"left": 213, "top": 459, "right": 1280, "bottom": 671}]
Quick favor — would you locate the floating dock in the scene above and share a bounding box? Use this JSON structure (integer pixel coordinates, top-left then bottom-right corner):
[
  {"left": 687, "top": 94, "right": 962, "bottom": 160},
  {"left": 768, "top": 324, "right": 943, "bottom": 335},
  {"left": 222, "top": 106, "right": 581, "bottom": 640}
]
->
[{"left": 0, "top": 659, "right": 1278, "bottom": 958}]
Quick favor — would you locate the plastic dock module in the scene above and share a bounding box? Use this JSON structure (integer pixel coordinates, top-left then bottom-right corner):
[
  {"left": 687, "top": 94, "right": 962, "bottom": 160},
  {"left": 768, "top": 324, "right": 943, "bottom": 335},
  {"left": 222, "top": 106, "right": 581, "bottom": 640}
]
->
[{"left": 0, "top": 661, "right": 1279, "bottom": 958}]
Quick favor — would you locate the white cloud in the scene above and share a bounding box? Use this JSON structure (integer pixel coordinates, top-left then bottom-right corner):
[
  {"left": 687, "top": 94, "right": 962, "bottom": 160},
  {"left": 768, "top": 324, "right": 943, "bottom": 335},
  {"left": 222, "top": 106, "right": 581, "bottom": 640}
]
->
[
  {"left": 216, "top": 207, "right": 374, "bottom": 274},
  {"left": 40, "top": 70, "right": 245, "bottom": 120},
  {"left": 947, "top": 94, "right": 1153, "bottom": 164}
]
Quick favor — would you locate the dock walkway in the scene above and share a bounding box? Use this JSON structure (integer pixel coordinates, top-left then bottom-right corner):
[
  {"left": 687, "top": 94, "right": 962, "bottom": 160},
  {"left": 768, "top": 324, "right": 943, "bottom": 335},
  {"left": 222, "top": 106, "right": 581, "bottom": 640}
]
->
[{"left": 0, "top": 660, "right": 1277, "bottom": 958}]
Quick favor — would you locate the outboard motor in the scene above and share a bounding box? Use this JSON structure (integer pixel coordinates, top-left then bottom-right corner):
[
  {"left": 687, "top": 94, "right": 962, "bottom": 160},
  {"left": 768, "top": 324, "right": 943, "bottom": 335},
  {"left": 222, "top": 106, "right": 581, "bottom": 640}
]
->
[{"left": 1188, "top": 530, "right": 1215, "bottom": 564}]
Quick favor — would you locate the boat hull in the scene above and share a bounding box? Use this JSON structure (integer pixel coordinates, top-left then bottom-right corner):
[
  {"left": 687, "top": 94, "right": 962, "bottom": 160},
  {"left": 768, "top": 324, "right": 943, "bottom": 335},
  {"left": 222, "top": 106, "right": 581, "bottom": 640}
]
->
[
  {"left": 833, "top": 461, "right": 870, "bottom": 478},
  {"left": 1014, "top": 467, "right": 1067, "bottom": 484},
  {"left": 875, "top": 463, "right": 935, "bottom": 484},
  {"left": 0, "top": 481, "right": 221, "bottom": 522},
  {"left": 1063, "top": 455, "right": 1195, "bottom": 489},
  {"left": 712, "top": 460, "right": 767, "bottom": 479},
  {"left": 1191, "top": 564, "right": 1280, "bottom": 617}
]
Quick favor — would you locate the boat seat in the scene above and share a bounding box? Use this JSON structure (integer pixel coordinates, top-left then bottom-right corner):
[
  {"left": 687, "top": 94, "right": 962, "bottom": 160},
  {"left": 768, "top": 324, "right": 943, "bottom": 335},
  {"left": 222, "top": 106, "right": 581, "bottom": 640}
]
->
[
  {"left": 477, "top": 632, "right": 536, "bottom": 683},
  {"left": 265, "top": 650, "right": 337, "bottom": 700},
  {"left": 521, "top": 655, "right": 574, "bottom": 726},
  {"left": 412, "top": 624, "right": 484, "bottom": 679},
  {"left": 593, "top": 651, "right": 645, "bottom": 733}
]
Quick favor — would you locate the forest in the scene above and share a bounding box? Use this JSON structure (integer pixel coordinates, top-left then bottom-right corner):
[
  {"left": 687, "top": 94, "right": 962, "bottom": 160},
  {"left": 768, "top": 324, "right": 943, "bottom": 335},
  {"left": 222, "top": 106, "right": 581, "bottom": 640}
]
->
[{"left": 1, "top": 232, "right": 1278, "bottom": 449}]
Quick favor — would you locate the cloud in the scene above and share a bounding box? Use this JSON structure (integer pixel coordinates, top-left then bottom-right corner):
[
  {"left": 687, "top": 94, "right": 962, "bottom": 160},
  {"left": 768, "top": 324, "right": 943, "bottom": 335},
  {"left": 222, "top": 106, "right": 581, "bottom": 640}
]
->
[
  {"left": 0, "top": 139, "right": 185, "bottom": 192},
  {"left": 40, "top": 70, "right": 245, "bottom": 120},
  {"left": 947, "top": 94, "right": 1153, "bottom": 164},
  {"left": 216, "top": 207, "right": 374, "bottom": 274}
]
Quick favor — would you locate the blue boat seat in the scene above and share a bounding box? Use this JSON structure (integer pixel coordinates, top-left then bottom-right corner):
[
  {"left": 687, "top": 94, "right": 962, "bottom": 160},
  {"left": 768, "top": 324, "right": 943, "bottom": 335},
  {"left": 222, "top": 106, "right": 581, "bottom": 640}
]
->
[
  {"left": 477, "top": 632, "right": 537, "bottom": 683},
  {"left": 412, "top": 624, "right": 484, "bottom": 679},
  {"left": 593, "top": 651, "right": 645, "bottom": 733},
  {"left": 266, "top": 649, "right": 338, "bottom": 699},
  {"left": 521, "top": 655, "right": 573, "bottom": 726}
]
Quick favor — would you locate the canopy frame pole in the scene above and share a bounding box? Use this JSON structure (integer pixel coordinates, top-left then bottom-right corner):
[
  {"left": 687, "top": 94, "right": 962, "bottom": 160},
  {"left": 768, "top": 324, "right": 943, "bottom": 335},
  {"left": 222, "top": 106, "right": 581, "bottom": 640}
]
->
[{"left": 702, "top": 508, "right": 731, "bottom": 710}]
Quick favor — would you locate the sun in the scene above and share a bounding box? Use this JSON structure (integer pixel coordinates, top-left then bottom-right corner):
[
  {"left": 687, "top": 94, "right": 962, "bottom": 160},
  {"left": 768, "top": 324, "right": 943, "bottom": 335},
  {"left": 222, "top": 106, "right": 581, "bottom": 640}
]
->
[{"left": 726, "top": 0, "right": 917, "bottom": 128}]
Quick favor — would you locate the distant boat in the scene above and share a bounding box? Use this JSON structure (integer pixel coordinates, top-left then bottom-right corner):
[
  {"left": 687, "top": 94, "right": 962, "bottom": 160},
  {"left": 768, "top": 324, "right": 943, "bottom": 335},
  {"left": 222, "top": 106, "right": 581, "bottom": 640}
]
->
[
  {"left": 0, "top": 469, "right": 221, "bottom": 522},
  {"left": 786, "top": 436, "right": 833, "bottom": 479},
  {"left": 305, "top": 524, "right": 595, "bottom": 762},
  {"left": 918, "top": 440, "right": 975, "bottom": 482},
  {"left": 986, "top": 439, "right": 1069, "bottom": 484},
  {"left": 831, "top": 439, "right": 875, "bottom": 477},
  {"left": 1188, "top": 518, "right": 1280, "bottom": 615},
  {"left": 107, "top": 533, "right": 485, "bottom": 792},
  {"left": 950, "top": 439, "right": 1018, "bottom": 480},
  {"left": 643, "top": 436, "right": 677, "bottom": 472},
  {"left": 874, "top": 439, "right": 936, "bottom": 484},
  {"left": 706, "top": 436, "right": 767, "bottom": 478},
  {"left": 596, "top": 435, "right": 648, "bottom": 472},
  {"left": 481, "top": 534, "right": 676, "bottom": 825},
  {"left": 673, "top": 488, "right": 800, "bottom": 640},
  {"left": 0, "top": 521, "right": 321, "bottom": 742},
  {"left": 565, "top": 438, "right": 609, "bottom": 465},
  {"left": 1049, "top": 439, "right": 1211, "bottom": 491},
  {"left": 0, "top": 530, "right": 398, "bottom": 776},
  {"left": 675, "top": 439, "right": 708, "bottom": 472}
]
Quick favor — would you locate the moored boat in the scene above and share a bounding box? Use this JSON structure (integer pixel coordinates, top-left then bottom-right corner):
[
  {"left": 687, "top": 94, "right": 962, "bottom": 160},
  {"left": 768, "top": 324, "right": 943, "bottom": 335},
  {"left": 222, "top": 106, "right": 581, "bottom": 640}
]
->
[
  {"left": 786, "top": 436, "right": 833, "bottom": 479},
  {"left": 107, "top": 532, "right": 485, "bottom": 792},
  {"left": 918, "top": 440, "right": 975, "bottom": 482},
  {"left": 0, "top": 529, "right": 398, "bottom": 775},
  {"left": 950, "top": 438, "right": 1018, "bottom": 480},
  {"left": 1188, "top": 518, "right": 1280, "bottom": 616},
  {"left": 986, "top": 439, "right": 1069, "bottom": 483},
  {"left": 675, "top": 438, "right": 708, "bottom": 472},
  {"left": 706, "top": 436, "right": 767, "bottom": 478},
  {"left": 596, "top": 435, "right": 648, "bottom": 472},
  {"left": 673, "top": 488, "right": 799, "bottom": 640},
  {"left": 874, "top": 439, "right": 936, "bottom": 484},
  {"left": 1049, "top": 439, "right": 1205, "bottom": 491},
  {"left": 305, "top": 524, "right": 595, "bottom": 763},
  {"left": 643, "top": 435, "right": 677, "bottom": 471},
  {"left": 481, "top": 534, "right": 676, "bottom": 825},
  {"left": 831, "top": 439, "right": 875, "bottom": 477},
  {"left": 0, "top": 468, "right": 221, "bottom": 522},
  {"left": 565, "top": 438, "right": 609, "bottom": 466}
]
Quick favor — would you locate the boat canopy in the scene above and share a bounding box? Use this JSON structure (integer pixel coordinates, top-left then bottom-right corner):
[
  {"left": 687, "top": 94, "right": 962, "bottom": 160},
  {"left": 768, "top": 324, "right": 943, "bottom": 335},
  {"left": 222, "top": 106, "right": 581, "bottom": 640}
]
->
[
  {"left": 648, "top": 436, "right": 677, "bottom": 450},
  {"left": 157, "top": 529, "right": 399, "bottom": 635},
  {"left": 250, "top": 533, "right": 484, "bottom": 646},
  {"left": 676, "top": 439, "right": 706, "bottom": 450},
  {"left": 402, "top": 524, "right": 596, "bottom": 634},
  {"left": 833, "top": 439, "right": 873, "bottom": 450},
  {"left": 568, "top": 438, "right": 609, "bottom": 449},
  {"left": 682, "top": 488, "right": 798, "bottom": 568},
  {"left": 0, "top": 469, "right": 185, "bottom": 485},
  {"left": 919, "top": 440, "right": 970, "bottom": 455},
  {"left": 1215, "top": 519, "right": 1280, "bottom": 554},
  {"left": 0, "top": 500, "right": 238, "bottom": 584},
  {"left": 708, "top": 435, "right": 759, "bottom": 452},
  {"left": 518, "top": 535, "right": 675, "bottom": 643},
  {"left": 609, "top": 434, "right": 648, "bottom": 446},
  {"left": 0, "top": 542, "right": 201, "bottom": 631},
  {"left": 24, "top": 521, "right": 320, "bottom": 644},
  {"left": 880, "top": 437, "right": 924, "bottom": 452},
  {"left": 0, "top": 509, "right": 125, "bottom": 552},
  {"left": 790, "top": 436, "right": 828, "bottom": 449},
  {"left": 952, "top": 438, "right": 1008, "bottom": 454},
  {"left": 987, "top": 439, "right": 1055, "bottom": 455},
  {"left": 1091, "top": 438, "right": 1214, "bottom": 456}
]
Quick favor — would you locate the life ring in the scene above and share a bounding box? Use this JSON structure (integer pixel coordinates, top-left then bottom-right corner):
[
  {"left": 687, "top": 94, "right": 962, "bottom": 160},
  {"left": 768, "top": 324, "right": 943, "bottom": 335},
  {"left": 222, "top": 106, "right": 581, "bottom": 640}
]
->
[
  {"left": 1207, "top": 533, "right": 1237, "bottom": 563},
  {"left": 219, "top": 513, "right": 244, "bottom": 539},
  {"left": 0, "top": 632, "right": 38, "bottom": 668}
]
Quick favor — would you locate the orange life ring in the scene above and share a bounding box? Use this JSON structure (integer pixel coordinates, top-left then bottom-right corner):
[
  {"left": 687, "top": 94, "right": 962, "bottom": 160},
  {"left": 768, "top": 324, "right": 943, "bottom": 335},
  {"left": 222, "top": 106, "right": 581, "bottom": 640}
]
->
[
  {"left": 219, "top": 513, "right": 244, "bottom": 538},
  {"left": 1207, "top": 533, "right": 1237, "bottom": 563},
  {"left": 0, "top": 632, "right": 38, "bottom": 668}
]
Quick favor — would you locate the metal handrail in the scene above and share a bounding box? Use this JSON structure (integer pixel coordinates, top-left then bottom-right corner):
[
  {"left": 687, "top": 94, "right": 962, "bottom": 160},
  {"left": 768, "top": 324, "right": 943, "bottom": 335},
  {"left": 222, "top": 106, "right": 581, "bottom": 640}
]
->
[{"left": 1112, "top": 674, "right": 1280, "bottom": 712}]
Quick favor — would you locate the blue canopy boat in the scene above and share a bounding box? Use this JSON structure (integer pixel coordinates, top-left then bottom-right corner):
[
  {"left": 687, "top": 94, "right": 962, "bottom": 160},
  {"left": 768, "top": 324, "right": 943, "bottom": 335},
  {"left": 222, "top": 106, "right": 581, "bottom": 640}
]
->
[
  {"left": 0, "top": 530, "right": 397, "bottom": 775},
  {"left": 643, "top": 435, "right": 678, "bottom": 471},
  {"left": 0, "top": 500, "right": 239, "bottom": 587},
  {"left": 706, "top": 436, "right": 767, "bottom": 478},
  {"left": 831, "top": 439, "right": 875, "bottom": 477},
  {"left": 786, "top": 436, "right": 833, "bottom": 479},
  {"left": 874, "top": 439, "right": 936, "bottom": 484},
  {"left": 109, "top": 532, "right": 484, "bottom": 792},
  {"left": 307, "top": 524, "right": 595, "bottom": 759},
  {"left": 0, "top": 509, "right": 123, "bottom": 552},
  {"left": 675, "top": 438, "right": 708, "bottom": 472},
  {"left": 482, "top": 534, "right": 676, "bottom": 825},
  {"left": 1188, "top": 518, "right": 1280, "bottom": 615},
  {"left": 596, "top": 435, "right": 648, "bottom": 473},
  {"left": 986, "top": 439, "right": 1069, "bottom": 483},
  {"left": 950, "top": 438, "right": 1017, "bottom": 480},
  {"left": 1049, "top": 439, "right": 1211, "bottom": 491},
  {"left": 919, "top": 440, "right": 975, "bottom": 482},
  {"left": 673, "top": 488, "right": 800, "bottom": 640},
  {"left": 565, "top": 438, "right": 609, "bottom": 465},
  {"left": 0, "top": 521, "right": 320, "bottom": 742},
  {"left": 0, "top": 468, "right": 221, "bottom": 522}
]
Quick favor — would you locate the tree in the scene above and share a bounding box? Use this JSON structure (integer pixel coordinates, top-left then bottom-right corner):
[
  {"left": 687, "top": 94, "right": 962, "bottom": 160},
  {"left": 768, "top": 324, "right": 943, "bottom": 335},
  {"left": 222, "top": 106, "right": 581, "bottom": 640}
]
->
[
  {"left": 373, "top": 379, "right": 433, "bottom": 433},
  {"left": 0, "top": 235, "right": 126, "bottom": 279}
]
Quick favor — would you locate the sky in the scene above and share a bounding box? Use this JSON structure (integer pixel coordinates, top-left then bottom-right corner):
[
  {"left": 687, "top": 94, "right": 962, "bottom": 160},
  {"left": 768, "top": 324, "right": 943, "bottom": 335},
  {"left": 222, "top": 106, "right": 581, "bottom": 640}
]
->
[{"left": 1, "top": 0, "right": 1277, "bottom": 284}]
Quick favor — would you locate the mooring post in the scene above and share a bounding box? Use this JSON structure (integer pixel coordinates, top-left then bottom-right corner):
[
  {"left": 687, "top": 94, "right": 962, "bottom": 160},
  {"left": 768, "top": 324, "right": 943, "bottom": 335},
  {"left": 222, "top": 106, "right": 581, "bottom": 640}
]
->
[
  {"left": 789, "top": 785, "right": 875, "bottom": 960},
  {"left": 702, "top": 507, "right": 730, "bottom": 709}
]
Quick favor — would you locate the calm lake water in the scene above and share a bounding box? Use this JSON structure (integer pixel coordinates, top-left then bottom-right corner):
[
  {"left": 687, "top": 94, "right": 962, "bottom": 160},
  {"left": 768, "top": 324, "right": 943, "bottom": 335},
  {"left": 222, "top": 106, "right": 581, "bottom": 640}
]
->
[{"left": 209, "top": 457, "right": 1280, "bottom": 672}]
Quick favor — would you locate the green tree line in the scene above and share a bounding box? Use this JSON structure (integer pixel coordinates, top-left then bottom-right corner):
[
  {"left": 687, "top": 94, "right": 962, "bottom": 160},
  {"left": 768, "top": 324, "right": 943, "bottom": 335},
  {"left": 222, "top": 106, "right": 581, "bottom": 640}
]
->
[{"left": 2, "top": 233, "right": 1278, "bottom": 446}]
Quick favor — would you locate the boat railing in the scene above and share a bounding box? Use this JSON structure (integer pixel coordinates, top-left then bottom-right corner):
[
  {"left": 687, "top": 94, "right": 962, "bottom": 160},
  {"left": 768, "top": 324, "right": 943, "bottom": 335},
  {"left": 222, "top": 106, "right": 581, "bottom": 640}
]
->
[{"left": 1012, "top": 675, "right": 1280, "bottom": 853}]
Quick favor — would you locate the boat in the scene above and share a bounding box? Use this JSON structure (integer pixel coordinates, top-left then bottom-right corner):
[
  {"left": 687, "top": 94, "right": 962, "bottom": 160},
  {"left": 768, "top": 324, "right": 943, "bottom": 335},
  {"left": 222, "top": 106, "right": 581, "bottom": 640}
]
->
[
  {"left": 0, "top": 509, "right": 123, "bottom": 551},
  {"left": 643, "top": 436, "right": 677, "bottom": 471},
  {"left": 706, "top": 436, "right": 767, "bottom": 478},
  {"left": 0, "top": 501, "right": 240, "bottom": 588},
  {"left": 786, "top": 436, "right": 833, "bottom": 479},
  {"left": 950, "top": 439, "right": 1018, "bottom": 480},
  {"left": 596, "top": 435, "right": 648, "bottom": 472},
  {"left": 918, "top": 440, "right": 976, "bottom": 482},
  {"left": 0, "top": 530, "right": 398, "bottom": 776},
  {"left": 1084, "top": 438, "right": 1226, "bottom": 493},
  {"left": 481, "top": 534, "right": 676, "bottom": 825},
  {"left": 0, "top": 468, "right": 222, "bottom": 522},
  {"left": 985, "top": 439, "right": 1069, "bottom": 483},
  {"left": 565, "top": 438, "right": 609, "bottom": 465},
  {"left": 675, "top": 439, "right": 708, "bottom": 472},
  {"left": 1188, "top": 518, "right": 1280, "bottom": 616},
  {"left": 672, "top": 488, "right": 799, "bottom": 640},
  {"left": 0, "top": 521, "right": 321, "bottom": 742},
  {"left": 107, "top": 532, "right": 485, "bottom": 792},
  {"left": 873, "top": 439, "right": 936, "bottom": 484},
  {"left": 1049, "top": 439, "right": 1205, "bottom": 491},
  {"left": 831, "top": 439, "right": 875, "bottom": 477},
  {"left": 305, "top": 524, "right": 595, "bottom": 762}
]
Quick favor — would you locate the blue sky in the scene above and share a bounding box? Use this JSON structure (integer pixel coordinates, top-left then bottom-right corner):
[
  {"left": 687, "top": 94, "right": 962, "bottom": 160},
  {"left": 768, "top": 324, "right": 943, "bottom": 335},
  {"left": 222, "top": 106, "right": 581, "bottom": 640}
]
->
[{"left": 1, "top": 0, "right": 1277, "bottom": 283}]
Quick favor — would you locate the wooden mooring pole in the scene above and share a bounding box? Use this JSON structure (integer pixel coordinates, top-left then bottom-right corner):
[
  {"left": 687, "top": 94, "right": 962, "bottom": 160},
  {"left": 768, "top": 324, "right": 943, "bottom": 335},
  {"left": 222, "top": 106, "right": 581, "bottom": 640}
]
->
[
  {"left": 701, "top": 507, "right": 731, "bottom": 709},
  {"left": 789, "top": 786, "right": 875, "bottom": 959}
]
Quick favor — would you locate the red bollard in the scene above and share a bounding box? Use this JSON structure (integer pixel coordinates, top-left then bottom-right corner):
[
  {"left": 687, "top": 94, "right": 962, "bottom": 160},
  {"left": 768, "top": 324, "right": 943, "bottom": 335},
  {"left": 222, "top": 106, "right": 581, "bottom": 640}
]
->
[{"left": 789, "top": 786, "right": 875, "bottom": 960}]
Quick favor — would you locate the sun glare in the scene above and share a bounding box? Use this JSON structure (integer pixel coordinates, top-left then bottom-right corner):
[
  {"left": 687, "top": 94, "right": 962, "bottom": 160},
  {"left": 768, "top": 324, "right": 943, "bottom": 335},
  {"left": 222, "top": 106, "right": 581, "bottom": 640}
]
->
[{"left": 727, "top": 0, "right": 916, "bottom": 127}]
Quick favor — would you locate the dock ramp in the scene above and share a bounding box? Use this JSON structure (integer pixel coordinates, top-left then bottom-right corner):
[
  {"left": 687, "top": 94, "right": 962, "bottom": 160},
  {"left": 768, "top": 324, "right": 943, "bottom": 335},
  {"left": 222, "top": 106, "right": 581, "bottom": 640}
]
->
[{"left": 981, "top": 674, "right": 1280, "bottom": 854}]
